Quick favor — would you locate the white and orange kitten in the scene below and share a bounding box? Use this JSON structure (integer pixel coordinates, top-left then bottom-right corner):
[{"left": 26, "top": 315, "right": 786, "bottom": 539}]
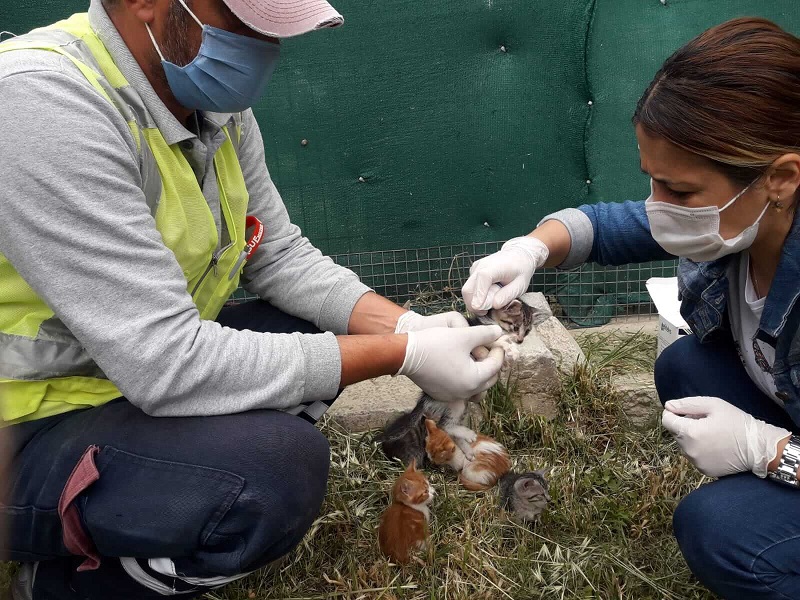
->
[
  {"left": 378, "top": 460, "right": 435, "bottom": 564},
  {"left": 424, "top": 419, "right": 511, "bottom": 491}
]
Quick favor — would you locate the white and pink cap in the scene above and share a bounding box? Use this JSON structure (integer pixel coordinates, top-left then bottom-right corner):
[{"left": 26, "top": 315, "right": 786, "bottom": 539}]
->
[{"left": 222, "top": 0, "right": 343, "bottom": 38}]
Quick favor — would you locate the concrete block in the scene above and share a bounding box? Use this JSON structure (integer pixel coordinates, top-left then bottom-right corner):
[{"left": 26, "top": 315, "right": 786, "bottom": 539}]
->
[
  {"left": 519, "top": 292, "right": 553, "bottom": 325},
  {"left": 329, "top": 375, "right": 421, "bottom": 432},
  {"left": 615, "top": 372, "right": 661, "bottom": 429},
  {"left": 533, "top": 316, "right": 586, "bottom": 374},
  {"left": 329, "top": 376, "right": 485, "bottom": 433},
  {"left": 570, "top": 317, "right": 660, "bottom": 341},
  {"left": 502, "top": 330, "right": 560, "bottom": 420}
]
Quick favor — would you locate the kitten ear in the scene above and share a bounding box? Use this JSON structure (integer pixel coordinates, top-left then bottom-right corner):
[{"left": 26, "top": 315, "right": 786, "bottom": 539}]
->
[
  {"left": 504, "top": 300, "right": 522, "bottom": 315},
  {"left": 514, "top": 478, "right": 530, "bottom": 493},
  {"left": 533, "top": 468, "right": 548, "bottom": 478},
  {"left": 400, "top": 480, "right": 412, "bottom": 497},
  {"left": 424, "top": 419, "right": 437, "bottom": 435},
  {"left": 407, "top": 458, "right": 418, "bottom": 472}
]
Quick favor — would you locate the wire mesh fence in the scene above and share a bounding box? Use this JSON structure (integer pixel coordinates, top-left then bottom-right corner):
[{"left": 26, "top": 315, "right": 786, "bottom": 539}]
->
[{"left": 231, "top": 242, "right": 678, "bottom": 328}]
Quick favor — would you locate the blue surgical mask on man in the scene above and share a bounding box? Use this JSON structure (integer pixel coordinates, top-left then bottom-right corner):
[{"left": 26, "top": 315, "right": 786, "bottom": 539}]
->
[{"left": 145, "top": 0, "right": 280, "bottom": 113}]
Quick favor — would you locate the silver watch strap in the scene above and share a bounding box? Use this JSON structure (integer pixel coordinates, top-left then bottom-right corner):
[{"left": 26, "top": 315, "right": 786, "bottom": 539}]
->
[{"left": 769, "top": 434, "right": 800, "bottom": 487}]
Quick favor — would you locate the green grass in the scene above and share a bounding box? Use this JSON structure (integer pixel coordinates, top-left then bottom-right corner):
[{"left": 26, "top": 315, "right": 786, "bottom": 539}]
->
[
  {"left": 210, "top": 330, "right": 709, "bottom": 600},
  {"left": 2, "top": 331, "right": 713, "bottom": 599},
  {"left": 574, "top": 329, "right": 658, "bottom": 375}
]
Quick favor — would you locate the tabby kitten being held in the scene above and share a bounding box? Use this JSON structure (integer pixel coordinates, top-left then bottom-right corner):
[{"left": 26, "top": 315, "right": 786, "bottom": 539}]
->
[
  {"left": 381, "top": 301, "right": 533, "bottom": 466},
  {"left": 378, "top": 461, "right": 434, "bottom": 564},
  {"left": 468, "top": 299, "right": 534, "bottom": 343}
]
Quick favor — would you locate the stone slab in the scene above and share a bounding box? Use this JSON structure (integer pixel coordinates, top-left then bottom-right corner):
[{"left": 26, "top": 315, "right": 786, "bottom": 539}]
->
[
  {"left": 570, "top": 317, "right": 660, "bottom": 340},
  {"left": 329, "top": 376, "right": 484, "bottom": 433},
  {"left": 328, "top": 375, "right": 421, "bottom": 432},
  {"left": 615, "top": 372, "right": 661, "bottom": 429},
  {"left": 501, "top": 329, "right": 560, "bottom": 420},
  {"left": 534, "top": 316, "right": 585, "bottom": 374}
]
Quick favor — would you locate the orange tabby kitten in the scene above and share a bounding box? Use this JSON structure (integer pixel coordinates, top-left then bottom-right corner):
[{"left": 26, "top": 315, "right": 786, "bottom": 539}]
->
[
  {"left": 425, "top": 419, "right": 510, "bottom": 491},
  {"left": 459, "top": 434, "right": 512, "bottom": 492},
  {"left": 425, "top": 418, "right": 466, "bottom": 471},
  {"left": 378, "top": 460, "right": 435, "bottom": 564}
]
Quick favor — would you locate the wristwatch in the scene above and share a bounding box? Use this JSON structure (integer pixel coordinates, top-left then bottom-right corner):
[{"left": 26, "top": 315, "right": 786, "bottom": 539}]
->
[{"left": 768, "top": 434, "right": 800, "bottom": 488}]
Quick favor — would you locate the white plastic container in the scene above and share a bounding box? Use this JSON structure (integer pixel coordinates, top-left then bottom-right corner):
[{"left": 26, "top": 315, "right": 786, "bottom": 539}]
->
[{"left": 645, "top": 277, "right": 692, "bottom": 358}]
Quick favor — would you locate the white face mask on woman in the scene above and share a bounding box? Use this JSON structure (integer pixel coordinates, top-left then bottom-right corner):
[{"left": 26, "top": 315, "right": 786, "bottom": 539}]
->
[{"left": 645, "top": 178, "right": 768, "bottom": 262}]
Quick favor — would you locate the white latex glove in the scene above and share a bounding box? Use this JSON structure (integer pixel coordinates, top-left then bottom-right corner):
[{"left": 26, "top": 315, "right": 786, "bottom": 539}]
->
[
  {"left": 461, "top": 236, "right": 549, "bottom": 315},
  {"left": 661, "top": 396, "right": 791, "bottom": 478},
  {"left": 394, "top": 310, "right": 469, "bottom": 333},
  {"left": 398, "top": 325, "right": 505, "bottom": 402}
]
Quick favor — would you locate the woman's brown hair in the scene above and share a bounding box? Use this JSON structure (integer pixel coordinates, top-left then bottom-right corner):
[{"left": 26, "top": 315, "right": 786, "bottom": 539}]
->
[{"left": 633, "top": 17, "right": 800, "bottom": 185}]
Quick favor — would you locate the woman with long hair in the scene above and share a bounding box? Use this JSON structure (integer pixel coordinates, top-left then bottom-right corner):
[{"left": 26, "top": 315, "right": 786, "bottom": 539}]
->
[{"left": 464, "top": 18, "right": 800, "bottom": 599}]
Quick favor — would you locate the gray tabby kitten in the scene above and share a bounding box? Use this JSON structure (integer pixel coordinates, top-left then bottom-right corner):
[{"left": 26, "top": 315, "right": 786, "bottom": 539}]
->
[
  {"left": 379, "top": 300, "right": 535, "bottom": 466},
  {"left": 467, "top": 299, "right": 534, "bottom": 343},
  {"left": 498, "top": 470, "right": 550, "bottom": 522}
]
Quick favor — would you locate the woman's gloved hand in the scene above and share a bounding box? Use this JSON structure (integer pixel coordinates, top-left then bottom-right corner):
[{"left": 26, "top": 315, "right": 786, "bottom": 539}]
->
[
  {"left": 662, "top": 396, "right": 791, "bottom": 478},
  {"left": 461, "top": 236, "right": 549, "bottom": 315}
]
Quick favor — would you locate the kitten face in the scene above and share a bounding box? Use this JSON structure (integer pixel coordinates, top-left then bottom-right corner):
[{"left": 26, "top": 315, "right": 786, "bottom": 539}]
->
[
  {"left": 394, "top": 460, "right": 434, "bottom": 506},
  {"left": 478, "top": 300, "right": 533, "bottom": 343},
  {"left": 514, "top": 471, "right": 551, "bottom": 507},
  {"left": 424, "top": 419, "right": 458, "bottom": 465}
]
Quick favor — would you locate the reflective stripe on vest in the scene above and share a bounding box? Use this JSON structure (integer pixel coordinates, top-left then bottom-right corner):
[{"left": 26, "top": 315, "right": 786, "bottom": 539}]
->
[
  {"left": 0, "top": 318, "right": 106, "bottom": 380},
  {"left": 0, "top": 14, "right": 250, "bottom": 423}
]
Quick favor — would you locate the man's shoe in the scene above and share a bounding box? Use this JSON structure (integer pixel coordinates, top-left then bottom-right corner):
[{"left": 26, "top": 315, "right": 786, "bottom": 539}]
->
[{"left": 7, "top": 563, "right": 35, "bottom": 600}]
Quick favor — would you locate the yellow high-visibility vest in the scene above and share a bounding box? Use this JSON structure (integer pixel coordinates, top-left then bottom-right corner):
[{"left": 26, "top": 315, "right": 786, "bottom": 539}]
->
[{"left": 0, "top": 14, "right": 250, "bottom": 424}]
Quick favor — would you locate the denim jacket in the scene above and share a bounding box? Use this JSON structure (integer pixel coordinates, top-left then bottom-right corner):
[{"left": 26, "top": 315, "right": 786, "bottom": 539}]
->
[{"left": 543, "top": 200, "right": 800, "bottom": 426}]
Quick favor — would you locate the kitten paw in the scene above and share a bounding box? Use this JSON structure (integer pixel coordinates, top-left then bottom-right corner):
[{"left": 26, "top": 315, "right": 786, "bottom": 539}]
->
[
  {"left": 457, "top": 443, "right": 475, "bottom": 461},
  {"left": 447, "top": 425, "right": 478, "bottom": 443},
  {"left": 449, "top": 431, "right": 477, "bottom": 460},
  {"left": 504, "top": 344, "right": 521, "bottom": 365},
  {"left": 491, "top": 334, "right": 520, "bottom": 366},
  {"left": 491, "top": 335, "right": 515, "bottom": 352}
]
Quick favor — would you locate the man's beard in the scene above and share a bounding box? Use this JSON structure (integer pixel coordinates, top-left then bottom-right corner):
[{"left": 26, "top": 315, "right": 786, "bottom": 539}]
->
[{"left": 149, "top": 0, "right": 195, "bottom": 89}]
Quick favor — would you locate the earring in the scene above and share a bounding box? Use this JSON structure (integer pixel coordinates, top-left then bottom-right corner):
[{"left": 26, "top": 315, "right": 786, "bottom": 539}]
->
[{"left": 773, "top": 195, "right": 784, "bottom": 211}]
